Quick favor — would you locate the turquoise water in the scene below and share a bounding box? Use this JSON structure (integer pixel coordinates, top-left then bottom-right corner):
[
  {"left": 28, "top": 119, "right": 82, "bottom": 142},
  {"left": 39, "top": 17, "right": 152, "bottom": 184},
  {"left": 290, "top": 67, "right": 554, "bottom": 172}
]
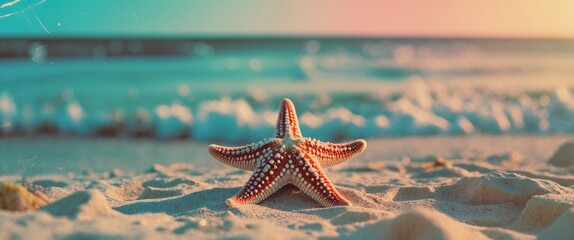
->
[{"left": 1, "top": 38, "right": 574, "bottom": 141}]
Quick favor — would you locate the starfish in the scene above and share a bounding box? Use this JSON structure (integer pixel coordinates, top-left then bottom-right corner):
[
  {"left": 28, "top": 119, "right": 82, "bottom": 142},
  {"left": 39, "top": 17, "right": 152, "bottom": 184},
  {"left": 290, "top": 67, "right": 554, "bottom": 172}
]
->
[{"left": 208, "top": 98, "right": 367, "bottom": 207}]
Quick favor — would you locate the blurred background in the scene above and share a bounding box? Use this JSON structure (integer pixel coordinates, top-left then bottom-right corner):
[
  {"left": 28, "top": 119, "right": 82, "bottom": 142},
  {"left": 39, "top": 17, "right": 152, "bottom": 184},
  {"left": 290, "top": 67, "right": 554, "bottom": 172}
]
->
[{"left": 1, "top": 0, "right": 574, "bottom": 174}]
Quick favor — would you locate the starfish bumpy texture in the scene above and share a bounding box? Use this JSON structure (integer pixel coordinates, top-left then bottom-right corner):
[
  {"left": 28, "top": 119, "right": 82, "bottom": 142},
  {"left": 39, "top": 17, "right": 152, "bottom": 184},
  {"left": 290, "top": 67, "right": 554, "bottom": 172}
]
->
[{"left": 208, "top": 98, "right": 367, "bottom": 207}]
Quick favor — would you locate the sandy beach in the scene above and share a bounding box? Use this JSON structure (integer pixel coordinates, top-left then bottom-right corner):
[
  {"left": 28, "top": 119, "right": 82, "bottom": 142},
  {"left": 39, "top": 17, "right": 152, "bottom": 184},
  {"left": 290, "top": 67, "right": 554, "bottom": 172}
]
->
[{"left": 1, "top": 135, "right": 574, "bottom": 239}]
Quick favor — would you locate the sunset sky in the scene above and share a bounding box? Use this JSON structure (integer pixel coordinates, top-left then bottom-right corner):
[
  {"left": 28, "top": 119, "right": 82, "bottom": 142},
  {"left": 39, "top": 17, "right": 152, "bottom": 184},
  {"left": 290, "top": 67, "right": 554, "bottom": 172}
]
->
[{"left": 1, "top": 0, "right": 573, "bottom": 38}]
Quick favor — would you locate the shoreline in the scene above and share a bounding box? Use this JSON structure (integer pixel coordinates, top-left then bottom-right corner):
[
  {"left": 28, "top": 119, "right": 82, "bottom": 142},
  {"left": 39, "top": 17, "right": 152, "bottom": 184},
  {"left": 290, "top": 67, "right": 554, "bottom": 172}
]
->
[{"left": 1, "top": 134, "right": 572, "bottom": 176}]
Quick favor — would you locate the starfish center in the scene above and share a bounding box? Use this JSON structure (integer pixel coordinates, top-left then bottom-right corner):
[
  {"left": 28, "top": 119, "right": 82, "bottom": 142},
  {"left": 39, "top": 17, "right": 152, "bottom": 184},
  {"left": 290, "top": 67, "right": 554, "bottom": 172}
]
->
[{"left": 280, "top": 133, "right": 302, "bottom": 147}]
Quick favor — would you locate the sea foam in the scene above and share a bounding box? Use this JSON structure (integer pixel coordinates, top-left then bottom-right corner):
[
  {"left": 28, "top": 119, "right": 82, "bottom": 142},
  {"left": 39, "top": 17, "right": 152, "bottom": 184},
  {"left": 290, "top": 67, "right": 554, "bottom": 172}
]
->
[{"left": 3, "top": 85, "right": 574, "bottom": 142}]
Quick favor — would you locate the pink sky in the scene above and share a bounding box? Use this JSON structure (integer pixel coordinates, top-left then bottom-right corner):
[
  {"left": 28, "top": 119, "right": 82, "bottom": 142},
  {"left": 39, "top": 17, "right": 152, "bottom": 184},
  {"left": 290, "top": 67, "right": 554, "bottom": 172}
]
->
[{"left": 267, "top": 1, "right": 574, "bottom": 38}]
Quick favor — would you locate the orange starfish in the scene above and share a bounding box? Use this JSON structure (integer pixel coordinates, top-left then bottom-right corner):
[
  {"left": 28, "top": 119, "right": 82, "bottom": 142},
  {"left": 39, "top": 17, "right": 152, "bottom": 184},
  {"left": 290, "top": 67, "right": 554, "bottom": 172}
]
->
[{"left": 209, "top": 98, "right": 367, "bottom": 207}]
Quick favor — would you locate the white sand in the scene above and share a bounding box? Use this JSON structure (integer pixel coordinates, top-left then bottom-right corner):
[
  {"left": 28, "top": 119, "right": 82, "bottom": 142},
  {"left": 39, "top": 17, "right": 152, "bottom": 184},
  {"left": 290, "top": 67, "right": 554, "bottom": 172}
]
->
[{"left": 1, "top": 137, "right": 574, "bottom": 239}]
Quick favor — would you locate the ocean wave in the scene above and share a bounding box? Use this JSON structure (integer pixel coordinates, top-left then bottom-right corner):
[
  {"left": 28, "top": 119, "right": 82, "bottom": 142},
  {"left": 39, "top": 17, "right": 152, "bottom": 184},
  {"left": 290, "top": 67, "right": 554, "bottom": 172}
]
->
[{"left": 2, "top": 84, "right": 574, "bottom": 142}]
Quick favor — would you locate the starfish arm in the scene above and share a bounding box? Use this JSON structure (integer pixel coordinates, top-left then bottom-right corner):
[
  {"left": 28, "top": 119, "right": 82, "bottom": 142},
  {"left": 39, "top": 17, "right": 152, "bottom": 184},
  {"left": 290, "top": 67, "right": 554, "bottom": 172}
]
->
[
  {"left": 225, "top": 152, "right": 288, "bottom": 207},
  {"left": 302, "top": 139, "right": 367, "bottom": 168},
  {"left": 274, "top": 98, "right": 303, "bottom": 139},
  {"left": 291, "top": 152, "right": 351, "bottom": 206},
  {"left": 208, "top": 140, "right": 273, "bottom": 171}
]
